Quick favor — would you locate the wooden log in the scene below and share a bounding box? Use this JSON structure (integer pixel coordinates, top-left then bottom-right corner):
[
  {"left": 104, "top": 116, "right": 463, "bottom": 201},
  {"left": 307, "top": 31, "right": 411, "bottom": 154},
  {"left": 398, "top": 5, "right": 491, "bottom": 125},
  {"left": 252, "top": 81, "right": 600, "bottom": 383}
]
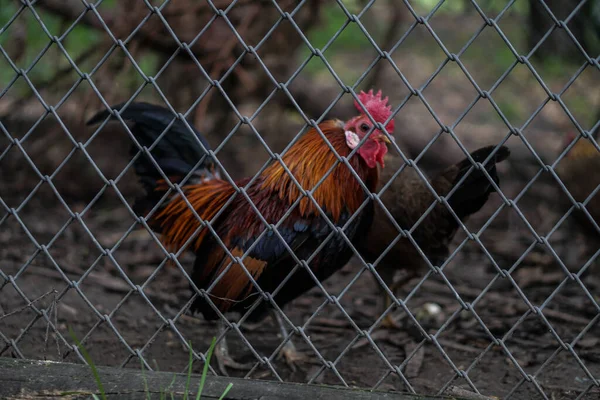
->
[{"left": 0, "top": 357, "right": 452, "bottom": 400}]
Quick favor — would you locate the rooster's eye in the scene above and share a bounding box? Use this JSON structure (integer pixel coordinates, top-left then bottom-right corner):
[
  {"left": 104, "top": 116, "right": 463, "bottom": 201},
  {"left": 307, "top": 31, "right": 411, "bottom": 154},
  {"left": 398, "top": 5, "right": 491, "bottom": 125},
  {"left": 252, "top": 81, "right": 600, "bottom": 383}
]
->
[{"left": 360, "top": 123, "right": 370, "bottom": 132}]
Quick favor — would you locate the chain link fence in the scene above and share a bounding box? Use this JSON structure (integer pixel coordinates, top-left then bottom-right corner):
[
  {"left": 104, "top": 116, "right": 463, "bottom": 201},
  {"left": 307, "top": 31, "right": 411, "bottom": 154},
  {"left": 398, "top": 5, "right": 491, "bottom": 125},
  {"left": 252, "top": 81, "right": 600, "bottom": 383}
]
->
[{"left": 1, "top": 0, "right": 600, "bottom": 399}]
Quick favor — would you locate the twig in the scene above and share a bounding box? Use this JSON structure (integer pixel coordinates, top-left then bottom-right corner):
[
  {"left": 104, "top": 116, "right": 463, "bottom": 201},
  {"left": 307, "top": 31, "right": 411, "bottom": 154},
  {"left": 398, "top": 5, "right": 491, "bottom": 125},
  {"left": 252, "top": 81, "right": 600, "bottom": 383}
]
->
[
  {"left": 444, "top": 386, "right": 499, "bottom": 400},
  {"left": 423, "top": 279, "right": 592, "bottom": 327},
  {"left": 541, "top": 307, "right": 592, "bottom": 326},
  {"left": 311, "top": 317, "right": 352, "bottom": 328},
  {"left": 363, "top": 0, "right": 406, "bottom": 90},
  {"left": 162, "top": 0, "right": 264, "bottom": 17},
  {"left": 0, "top": 290, "right": 58, "bottom": 321},
  {"left": 33, "top": 0, "right": 177, "bottom": 56},
  {"left": 43, "top": 290, "right": 62, "bottom": 359},
  {"left": 34, "top": 0, "right": 287, "bottom": 62},
  {"left": 15, "top": 266, "right": 65, "bottom": 281},
  {"left": 193, "top": 5, "right": 260, "bottom": 126},
  {"left": 540, "top": 383, "right": 599, "bottom": 396},
  {"left": 351, "top": 330, "right": 392, "bottom": 350},
  {"left": 0, "top": 46, "right": 98, "bottom": 118},
  {"left": 437, "top": 339, "right": 484, "bottom": 355}
]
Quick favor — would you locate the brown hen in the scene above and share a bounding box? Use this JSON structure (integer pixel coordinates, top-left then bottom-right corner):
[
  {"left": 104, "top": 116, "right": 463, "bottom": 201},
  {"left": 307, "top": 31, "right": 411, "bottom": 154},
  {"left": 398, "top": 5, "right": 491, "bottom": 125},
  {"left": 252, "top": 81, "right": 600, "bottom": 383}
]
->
[{"left": 357, "top": 145, "right": 510, "bottom": 328}]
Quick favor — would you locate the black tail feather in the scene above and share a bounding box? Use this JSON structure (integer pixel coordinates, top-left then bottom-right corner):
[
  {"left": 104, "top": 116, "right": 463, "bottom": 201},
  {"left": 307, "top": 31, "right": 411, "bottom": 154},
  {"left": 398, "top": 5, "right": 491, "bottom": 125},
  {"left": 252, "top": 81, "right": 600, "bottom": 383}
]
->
[
  {"left": 447, "top": 145, "right": 510, "bottom": 219},
  {"left": 87, "top": 102, "right": 219, "bottom": 215}
]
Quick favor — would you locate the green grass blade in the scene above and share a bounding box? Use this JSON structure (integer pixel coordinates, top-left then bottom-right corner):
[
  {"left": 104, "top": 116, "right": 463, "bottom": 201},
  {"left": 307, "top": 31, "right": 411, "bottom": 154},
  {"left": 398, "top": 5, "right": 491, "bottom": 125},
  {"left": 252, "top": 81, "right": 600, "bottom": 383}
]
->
[
  {"left": 68, "top": 326, "right": 106, "bottom": 400},
  {"left": 141, "top": 359, "right": 150, "bottom": 400},
  {"left": 196, "top": 337, "right": 217, "bottom": 400},
  {"left": 218, "top": 383, "right": 234, "bottom": 400},
  {"left": 169, "top": 373, "right": 177, "bottom": 391},
  {"left": 184, "top": 340, "right": 194, "bottom": 400},
  {"left": 162, "top": 372, "right": 177, "bottom": 400}
]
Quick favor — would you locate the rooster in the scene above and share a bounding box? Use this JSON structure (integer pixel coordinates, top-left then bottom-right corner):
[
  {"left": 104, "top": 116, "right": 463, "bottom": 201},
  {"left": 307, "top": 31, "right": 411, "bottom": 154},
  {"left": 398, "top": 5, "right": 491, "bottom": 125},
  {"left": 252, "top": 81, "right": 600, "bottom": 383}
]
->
[
  {"left": 87, "top": 90, "right": 395, "bottom": 373},
  {"left": 357, "top": 145, "right": 510, "bottom": 328}
]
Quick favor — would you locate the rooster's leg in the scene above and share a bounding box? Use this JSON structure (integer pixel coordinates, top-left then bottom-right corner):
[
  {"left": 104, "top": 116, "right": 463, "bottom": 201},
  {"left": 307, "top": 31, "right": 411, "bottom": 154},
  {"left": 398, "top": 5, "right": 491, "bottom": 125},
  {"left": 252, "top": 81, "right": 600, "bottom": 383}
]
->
[
  {"left": 374, "top": 266, "right": 404, "bottom": 329},
  {"left": 215, "top": 319, "right": 254, "bottom": 376},
  {"left": 381, "top": 290, "right": 402, "bottom": 329},
  {"left": 380, "top": 280, "right": 406, "bottom": 329},
  {"left": 271, "top": 309, "right": 307, "bottom": 371}
]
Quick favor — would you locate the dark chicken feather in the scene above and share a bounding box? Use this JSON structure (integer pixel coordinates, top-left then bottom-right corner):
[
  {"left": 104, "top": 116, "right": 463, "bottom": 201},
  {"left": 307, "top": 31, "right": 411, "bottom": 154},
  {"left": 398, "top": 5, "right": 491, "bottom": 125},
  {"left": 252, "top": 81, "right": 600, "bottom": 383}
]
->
[
  {"left": 87, "top": 102, "right": 220, "bottom": 218},
  {"left": 357, "top": 145, "right": 510, "bottom": 327}
]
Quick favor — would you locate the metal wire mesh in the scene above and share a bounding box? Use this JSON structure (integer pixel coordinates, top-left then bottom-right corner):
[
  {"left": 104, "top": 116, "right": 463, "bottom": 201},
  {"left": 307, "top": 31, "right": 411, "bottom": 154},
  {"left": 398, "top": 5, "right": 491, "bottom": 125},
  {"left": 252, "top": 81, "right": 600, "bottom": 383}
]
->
[{"left": 1, "top": 0, "right": 600, "bottom": 399}]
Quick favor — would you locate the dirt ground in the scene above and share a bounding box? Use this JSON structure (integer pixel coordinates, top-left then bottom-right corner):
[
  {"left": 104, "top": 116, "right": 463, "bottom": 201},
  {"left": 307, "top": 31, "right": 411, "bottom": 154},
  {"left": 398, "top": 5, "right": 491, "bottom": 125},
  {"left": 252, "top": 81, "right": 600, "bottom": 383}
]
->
[
  {"left": 2, "top": 12, "right": 600, "bottom": 400},
  {"left": 2, "top": 118, "right": 600, "bottom": 400}
]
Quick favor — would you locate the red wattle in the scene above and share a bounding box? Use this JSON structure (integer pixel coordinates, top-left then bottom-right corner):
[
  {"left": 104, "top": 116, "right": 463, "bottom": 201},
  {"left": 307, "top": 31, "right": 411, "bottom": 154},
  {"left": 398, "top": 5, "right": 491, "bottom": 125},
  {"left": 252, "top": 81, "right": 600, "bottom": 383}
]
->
[{"left": 358, "top": 140, "right": 387, "bottom": 169}]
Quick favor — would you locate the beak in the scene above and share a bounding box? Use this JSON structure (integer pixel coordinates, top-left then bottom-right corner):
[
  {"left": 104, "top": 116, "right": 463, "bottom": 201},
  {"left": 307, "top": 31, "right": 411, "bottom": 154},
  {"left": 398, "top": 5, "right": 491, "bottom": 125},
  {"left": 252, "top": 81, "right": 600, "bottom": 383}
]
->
[{"left": 378, "top": 133, "right": 391, "bottom": 144}]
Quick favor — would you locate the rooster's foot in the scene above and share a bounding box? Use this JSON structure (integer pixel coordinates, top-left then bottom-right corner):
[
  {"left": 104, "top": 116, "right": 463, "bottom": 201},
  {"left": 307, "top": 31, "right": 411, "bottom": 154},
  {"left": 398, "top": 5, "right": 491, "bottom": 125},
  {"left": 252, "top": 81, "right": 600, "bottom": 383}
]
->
[
  {"left": 215, "top": 336, "right": 254, "bottom": 376},
  {"left": 277, "top": 340, "right": 308, "bottom": 372},
  {"left": 381, "top": 313, "right": 403, "bottom": 329}
]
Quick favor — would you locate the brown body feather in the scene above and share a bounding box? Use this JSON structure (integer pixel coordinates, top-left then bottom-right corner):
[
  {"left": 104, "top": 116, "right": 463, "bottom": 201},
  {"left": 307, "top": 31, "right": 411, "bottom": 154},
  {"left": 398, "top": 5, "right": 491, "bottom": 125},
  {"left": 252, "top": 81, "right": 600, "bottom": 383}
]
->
[
  {"left": 363, "top": 159, "right": 460, "bottom": 272},
  {"left": 154, "top": 179, "right": 236, "bottom": 251}
]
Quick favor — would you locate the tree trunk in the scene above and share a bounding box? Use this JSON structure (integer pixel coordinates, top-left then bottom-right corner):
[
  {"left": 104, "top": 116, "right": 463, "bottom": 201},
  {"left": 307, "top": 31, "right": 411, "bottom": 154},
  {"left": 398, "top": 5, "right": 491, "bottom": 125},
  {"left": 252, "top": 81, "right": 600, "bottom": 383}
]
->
[{"left": 528, "top": 0, "right": 596, "bottom": 61}]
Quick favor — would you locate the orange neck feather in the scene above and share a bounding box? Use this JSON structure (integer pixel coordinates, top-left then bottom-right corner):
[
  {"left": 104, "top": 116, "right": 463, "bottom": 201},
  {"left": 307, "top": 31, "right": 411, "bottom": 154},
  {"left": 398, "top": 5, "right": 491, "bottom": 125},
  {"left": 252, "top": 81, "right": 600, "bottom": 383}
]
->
[{"left": 259, "top": 120, "right": 379, "bottom": 221}]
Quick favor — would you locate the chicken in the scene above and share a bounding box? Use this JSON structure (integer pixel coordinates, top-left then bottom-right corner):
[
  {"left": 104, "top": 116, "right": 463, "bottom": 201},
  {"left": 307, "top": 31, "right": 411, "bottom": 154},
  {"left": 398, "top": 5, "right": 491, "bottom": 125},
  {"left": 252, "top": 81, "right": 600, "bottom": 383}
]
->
[
  {"left": 556, "top": 132, "right": 600, "bottom": 233},
  {"left": 357, "top": 145, "right": 510, "bottom": 328},
  {"left": 86, "top": 90, "right": 395, "bottom": 373}
]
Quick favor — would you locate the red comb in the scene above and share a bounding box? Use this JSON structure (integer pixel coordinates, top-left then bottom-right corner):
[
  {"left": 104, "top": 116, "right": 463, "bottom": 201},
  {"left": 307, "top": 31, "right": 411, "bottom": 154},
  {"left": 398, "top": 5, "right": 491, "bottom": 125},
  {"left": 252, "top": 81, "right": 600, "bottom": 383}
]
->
[{"left": 354, "top": 89, "right": 395, "bottom": 134}]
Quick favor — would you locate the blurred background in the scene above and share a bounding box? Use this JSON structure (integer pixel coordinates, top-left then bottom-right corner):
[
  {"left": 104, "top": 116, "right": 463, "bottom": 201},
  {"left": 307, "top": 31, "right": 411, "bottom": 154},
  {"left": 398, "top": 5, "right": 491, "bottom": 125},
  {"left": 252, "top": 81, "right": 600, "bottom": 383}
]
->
[
  {"left": 1, "top": 0, "right": 599, "bottom": 205},
  {"left": 1, "top": 1, "right": 600, "bottom": 398}
]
